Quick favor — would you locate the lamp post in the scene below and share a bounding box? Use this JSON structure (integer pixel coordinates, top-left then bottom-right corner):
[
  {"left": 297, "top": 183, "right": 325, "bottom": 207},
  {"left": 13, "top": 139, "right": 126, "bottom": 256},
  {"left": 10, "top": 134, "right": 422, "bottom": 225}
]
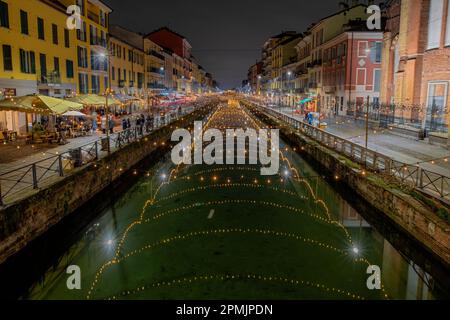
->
[{"left": 100, "top": 49, "right": 112, "bottom": 155}]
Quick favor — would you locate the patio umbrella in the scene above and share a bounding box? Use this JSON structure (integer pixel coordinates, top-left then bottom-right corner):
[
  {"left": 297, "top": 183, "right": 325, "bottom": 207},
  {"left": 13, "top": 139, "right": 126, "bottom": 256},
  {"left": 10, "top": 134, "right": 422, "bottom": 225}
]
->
[
  {"left": 0, "top": 95, "right": 83, "bottom": 114},
  {"left": 62, "top": 110, "right": 88, "bottom": 117},
  {"left": 67, "top": 94, "right": 121, "bottom": 106}
]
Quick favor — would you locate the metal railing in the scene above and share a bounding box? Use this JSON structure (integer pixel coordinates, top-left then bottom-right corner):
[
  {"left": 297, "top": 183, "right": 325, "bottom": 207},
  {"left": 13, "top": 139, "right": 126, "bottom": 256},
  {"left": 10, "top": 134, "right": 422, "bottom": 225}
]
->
[
  {"left": 0, "top": 106, "right": 199, "bottom": 206},
  {"left": 249, "top": 102, "right": 450, "bottom": 203}
]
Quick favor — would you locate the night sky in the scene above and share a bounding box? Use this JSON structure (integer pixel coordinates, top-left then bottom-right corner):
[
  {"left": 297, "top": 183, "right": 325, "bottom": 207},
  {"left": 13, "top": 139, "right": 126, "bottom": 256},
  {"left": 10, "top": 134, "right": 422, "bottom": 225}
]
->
[{"left": 103, "top": 0, "right": 348, "bottom": 89}]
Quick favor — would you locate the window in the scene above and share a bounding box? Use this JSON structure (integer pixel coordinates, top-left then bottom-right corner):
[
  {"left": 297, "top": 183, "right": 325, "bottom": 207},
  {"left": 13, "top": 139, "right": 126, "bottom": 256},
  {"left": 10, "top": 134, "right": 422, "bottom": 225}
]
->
[
  {"left": 52, "top": 24, "right": 58, "bottom": 45},
  {"left": 40, "top": 53, "right": 47, "bottom": 76},
  {"left": 78, "top": 73, "right": 88, "bottom": 94},
  {"left": 0, "top": 1, "right": 9, "bottom": 28},
  {"left": 20, "top": 10, "right": 28, "bottom": 35},
  {"left": 77, "top": 46, "right": 88, "bottom": 68},
  {"left": 118, "top": 68, "right": 121, "bottom": 81},
  {"left": 374, "top": 69, "right": 381, "bottom": 92},
  {"left": 64, "top": 29, "right": 70, "bottom": 48},
  {"left": 446, "top": 0, "right": 450, "bottom": 46},
  {"left": 66, "top": 60, "right": 74, "bottom": 78},
  {"left": 426, "top": 82, "right": 448, "bottom": 132},
  {"left": 370, "top": 42, "right": 382, "bottom": 63},
  {"left": 54, "top": 57, "right": 59, "bottom": 74},
  {"left": 37, "top": 17, "right": 45, "bottom": 40},
  {"left": 357, "top": 41, "right": 369, "bottom": 57},
  {"left": 91, "top": 75, "right": 100, "bottom": 94},
  {"left": 2, "top": 44, "right": 12, "bottom": 71},
  {"left": 356, "top": 68, "right": 366, "bottom": 86},
  {"left": 427, "top": 0, "right": 444, "bottom": 49},
  {"left": 19, "top": 49, "right": 35, "bottom": 74},
  {"left": 76, "top": 0, "right": 85, "bottom": 16},
  {"left": 77, "top": 21, "right": 86, "bottom": 42},
  {"left": 123, "top": 69, "right": 126, "bottom": 81},
  {"left": 112, "top": 66, "right": 115, "bottom": 80}
]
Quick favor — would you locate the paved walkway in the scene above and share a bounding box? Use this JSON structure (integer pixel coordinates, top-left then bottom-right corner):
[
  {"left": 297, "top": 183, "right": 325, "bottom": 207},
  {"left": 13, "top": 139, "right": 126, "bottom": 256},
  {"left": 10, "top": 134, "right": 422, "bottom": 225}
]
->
[
  {"left": 0, "top": 108, "right": 194, "bottom": 204},
  {"left": 277, "top": 107, "right": 450, "bottom": 177}
]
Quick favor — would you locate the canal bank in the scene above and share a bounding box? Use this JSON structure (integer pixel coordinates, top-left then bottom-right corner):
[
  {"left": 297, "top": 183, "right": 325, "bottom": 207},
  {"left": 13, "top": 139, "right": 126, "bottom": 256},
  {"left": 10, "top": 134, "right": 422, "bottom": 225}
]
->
[
  {"left": 242, "top": 101, "right": 450, "bottom": 270},
  {"left": 0, "top": 102, "right": 217, "bottom": 266},
  {"left": 4, "top": 100, "right": 446, "bottom": 300}
]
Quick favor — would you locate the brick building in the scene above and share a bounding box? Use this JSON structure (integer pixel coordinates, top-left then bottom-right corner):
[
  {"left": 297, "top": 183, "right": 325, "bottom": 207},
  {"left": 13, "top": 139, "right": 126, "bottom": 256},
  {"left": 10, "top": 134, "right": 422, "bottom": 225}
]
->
[{"left": 380, "top": 0, "right": 450, "bottom": 146}]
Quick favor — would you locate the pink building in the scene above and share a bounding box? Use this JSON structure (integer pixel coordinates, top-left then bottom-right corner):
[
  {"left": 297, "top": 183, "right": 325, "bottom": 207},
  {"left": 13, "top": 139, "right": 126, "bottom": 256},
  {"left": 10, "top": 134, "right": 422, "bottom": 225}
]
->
[{"left": 322, "top": 30, "right": 383, "bottom": 116}]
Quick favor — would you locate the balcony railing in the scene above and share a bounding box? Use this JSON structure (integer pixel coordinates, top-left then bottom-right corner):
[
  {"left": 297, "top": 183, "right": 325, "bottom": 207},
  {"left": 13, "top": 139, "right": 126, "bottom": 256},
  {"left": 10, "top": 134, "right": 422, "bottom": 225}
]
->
[
  {"left": 37, "top": 70, "right": 61, "bottom": 85},
  {"left": 90, "top": 36, "right": 107, "bottom": 48},
  {"left": 147, "top": 50, "right": 165, "bottom": 61},
  {"left": 247, "top": 102, "right": 450, "bottom": 203}
]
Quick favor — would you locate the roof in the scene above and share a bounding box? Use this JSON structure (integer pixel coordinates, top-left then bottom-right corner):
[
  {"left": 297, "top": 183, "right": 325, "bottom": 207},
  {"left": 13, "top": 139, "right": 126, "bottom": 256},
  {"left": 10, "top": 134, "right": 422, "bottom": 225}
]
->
[
  {"left": 109, "top": 25, "right": 144, "bottom": 51},
  {"left": 278, "top": 33, "right": 303, "bottom": 46},
  {"left": 146, "top": 27, "right": 187, "bottom": 40},
  {"left": 317, "top": 4, "right": 367, "bottom": 24}
]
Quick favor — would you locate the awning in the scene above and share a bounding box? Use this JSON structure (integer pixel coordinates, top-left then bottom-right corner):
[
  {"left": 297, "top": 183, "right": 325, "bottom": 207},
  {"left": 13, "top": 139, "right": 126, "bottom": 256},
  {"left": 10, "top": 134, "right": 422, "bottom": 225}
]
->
[
  {"left": 0, "top": 95, "right": 83, "bottom": 114},
  {"left": 297, "top": 98, "right": 312, "bottom": 104},
  {"left": 67, "top": 94, "right": 121, "bottom": 106}
]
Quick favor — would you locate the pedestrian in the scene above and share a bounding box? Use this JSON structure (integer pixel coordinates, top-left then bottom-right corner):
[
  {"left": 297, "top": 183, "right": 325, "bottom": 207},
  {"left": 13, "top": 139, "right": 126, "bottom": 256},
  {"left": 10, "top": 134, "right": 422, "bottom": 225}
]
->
[
  {"left": 101, "top": 115, "right": 107, "bottom": 134},
  {"left": 122, "top": 118, "right": 127, "bottom": 131},
  {"left": 127, "top": 118, "right": 131, "bottom": 130}
]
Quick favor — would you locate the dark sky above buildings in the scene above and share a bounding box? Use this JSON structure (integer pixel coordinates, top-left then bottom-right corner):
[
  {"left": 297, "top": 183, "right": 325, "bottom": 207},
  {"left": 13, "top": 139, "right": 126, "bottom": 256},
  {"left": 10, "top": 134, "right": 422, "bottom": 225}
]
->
[{"left": 103, "top": 0, "right": 351, "bottom": 89}]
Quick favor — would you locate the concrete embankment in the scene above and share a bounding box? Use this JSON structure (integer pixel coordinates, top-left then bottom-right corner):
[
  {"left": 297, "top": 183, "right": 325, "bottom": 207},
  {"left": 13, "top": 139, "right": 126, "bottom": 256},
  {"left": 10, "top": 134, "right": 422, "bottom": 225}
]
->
[
  {"left": 243, "top": 101, "right": 450, "bottom": 269},
  {"left": 0, "top": 105, "right": 214, "bottom": 264}
]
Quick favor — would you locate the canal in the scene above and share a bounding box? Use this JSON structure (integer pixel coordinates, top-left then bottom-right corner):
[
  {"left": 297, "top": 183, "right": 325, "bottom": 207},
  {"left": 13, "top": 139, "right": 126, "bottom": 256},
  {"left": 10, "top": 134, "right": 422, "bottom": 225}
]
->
[{"left": 6, "top": 100, "right": 450, "bottom": 300}]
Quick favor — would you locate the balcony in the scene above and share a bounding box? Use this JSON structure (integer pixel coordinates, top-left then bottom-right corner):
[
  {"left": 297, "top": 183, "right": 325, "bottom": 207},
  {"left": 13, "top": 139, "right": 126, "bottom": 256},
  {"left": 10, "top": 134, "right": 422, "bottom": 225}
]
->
[
  {"left": 90, "top": 36, "right": 107, "bottom": 48},
  {"left": 87, "top": 10, "right": 100, "bottom": 24},
  {"left": 147, "top": 82, "right": 165, "bottom": 89},
  {"left": 147, "top": 50, "right": 165, "bottom": 61},
  {"left": 37, "top": 70, "right": 61, "bottom": 85},
  {"left": 147, "top": 67, "right": 164, "bottom": 76}
]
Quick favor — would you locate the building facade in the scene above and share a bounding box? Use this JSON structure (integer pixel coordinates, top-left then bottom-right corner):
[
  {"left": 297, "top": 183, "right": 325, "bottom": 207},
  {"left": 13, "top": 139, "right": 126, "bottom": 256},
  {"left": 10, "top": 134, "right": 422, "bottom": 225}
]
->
[
  {"left": 380, "top": 0, "right": 450, "bottom": 144},
  {"left": 60, "top": 0, "right": 112, "bottom": 95},
  {"left": 0, "top": 0, "right": 78, "bottom": 133},
  {"left": 108, "top": 25, "right": 145, "bottom": 97}
]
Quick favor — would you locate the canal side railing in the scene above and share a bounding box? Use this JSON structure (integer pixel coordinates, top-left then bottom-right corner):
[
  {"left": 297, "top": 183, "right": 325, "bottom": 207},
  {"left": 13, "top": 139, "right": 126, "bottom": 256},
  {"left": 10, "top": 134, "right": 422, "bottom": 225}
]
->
[
  {"left": 0, "top": 107, "right": 197, "bottom": 206},
  {"left": 249, "top": 102, "right": 450, "bottom": 204}
]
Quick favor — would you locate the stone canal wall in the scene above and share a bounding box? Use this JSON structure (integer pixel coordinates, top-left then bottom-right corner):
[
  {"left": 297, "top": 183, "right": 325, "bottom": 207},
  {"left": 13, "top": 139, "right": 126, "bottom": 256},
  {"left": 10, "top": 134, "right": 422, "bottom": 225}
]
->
[
  {"left": 246, "top": 103, "right": 450, "bottom": 268},
  {"left": 0, "top": 106, "right": 213, "bottom": 264}
]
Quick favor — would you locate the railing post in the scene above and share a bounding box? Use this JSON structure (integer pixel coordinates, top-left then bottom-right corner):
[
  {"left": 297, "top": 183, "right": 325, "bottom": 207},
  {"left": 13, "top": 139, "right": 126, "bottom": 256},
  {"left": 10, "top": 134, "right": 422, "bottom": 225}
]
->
[
  {"left": 58, "top": 154, "right": 64, "bottom": 177},
  {"left": 32, "top": 164, "right": 38, "bottom": 189},
  {"left": 95, "top": 141, "right": 99, "bottom": 159},
  {"left": 417, "top": 167, "right": 423, "bottom": 188},
  {"left": 0, "top": 180, "right": 3, "bottom": 206}
]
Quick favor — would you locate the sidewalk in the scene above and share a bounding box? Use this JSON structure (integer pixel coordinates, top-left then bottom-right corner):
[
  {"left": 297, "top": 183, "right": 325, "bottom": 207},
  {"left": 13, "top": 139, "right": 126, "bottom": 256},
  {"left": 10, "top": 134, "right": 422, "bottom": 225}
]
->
[{"left": 277, "top": 107, "right": 450, "bottom": 177}]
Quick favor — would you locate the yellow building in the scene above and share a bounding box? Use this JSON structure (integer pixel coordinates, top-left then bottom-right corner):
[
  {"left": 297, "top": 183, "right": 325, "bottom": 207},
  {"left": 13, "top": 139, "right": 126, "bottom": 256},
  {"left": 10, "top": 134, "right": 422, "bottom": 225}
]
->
[
  {"left": 144, "top": 38, "right": 165, "bottom": 93},
  {"left": 0, "top": 0, "right": 78, "bottom": 133},
  {"left": 59, "top": 0, "right": 112, "bottom": 95},
  {"left": 109, "top": 25, "right": 145, "bottom": 97}
]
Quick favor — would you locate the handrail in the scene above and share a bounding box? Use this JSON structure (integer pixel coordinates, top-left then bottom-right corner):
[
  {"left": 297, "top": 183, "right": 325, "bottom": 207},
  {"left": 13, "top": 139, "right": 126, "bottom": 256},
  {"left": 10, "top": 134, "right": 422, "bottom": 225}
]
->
[
  {"left": 248, "top": 101, "right": 450, "bottom": 203},
  {"left": 0, "top": 105, "right": 201, "bottom": 205}
]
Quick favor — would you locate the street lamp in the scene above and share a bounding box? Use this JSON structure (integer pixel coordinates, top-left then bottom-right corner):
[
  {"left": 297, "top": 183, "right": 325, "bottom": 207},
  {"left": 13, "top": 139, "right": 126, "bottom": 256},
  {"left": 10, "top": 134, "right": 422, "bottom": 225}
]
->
[{"left": 99, "top": 51, "right": 112, "bottom": 155}]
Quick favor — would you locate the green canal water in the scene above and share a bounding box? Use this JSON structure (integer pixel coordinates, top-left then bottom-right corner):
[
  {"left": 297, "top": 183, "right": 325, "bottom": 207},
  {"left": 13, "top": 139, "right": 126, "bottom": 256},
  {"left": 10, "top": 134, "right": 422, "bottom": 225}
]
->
[{"left": 23, "top": 102, "right": 449, "bottom": 300}]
